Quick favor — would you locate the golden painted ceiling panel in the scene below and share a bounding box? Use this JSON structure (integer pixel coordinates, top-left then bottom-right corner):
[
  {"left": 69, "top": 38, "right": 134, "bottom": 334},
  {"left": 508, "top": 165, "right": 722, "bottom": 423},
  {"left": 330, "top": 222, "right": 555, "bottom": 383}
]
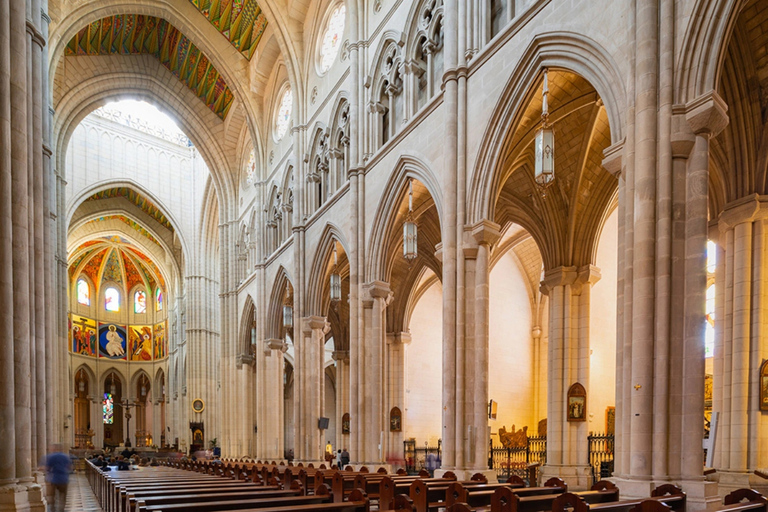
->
[
  {"left": 65, "top": 14, "right": 234, "bottom": 119},
  {"left": 86, "top": 187, "right": 174, "bottom": 231},
  {"left": 188, "top": 0, "right": 268, "bottom": 60}
]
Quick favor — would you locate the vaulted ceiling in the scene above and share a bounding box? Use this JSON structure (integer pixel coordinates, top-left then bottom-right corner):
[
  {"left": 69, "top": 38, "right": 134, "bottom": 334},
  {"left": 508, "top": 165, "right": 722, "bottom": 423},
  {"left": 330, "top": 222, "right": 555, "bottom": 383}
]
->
[
  {"left": 187, "top": 0, "right": 268, "bottom": 60},
  {"left": 65, "top": 14, "right": 236, "bottom": 119}
]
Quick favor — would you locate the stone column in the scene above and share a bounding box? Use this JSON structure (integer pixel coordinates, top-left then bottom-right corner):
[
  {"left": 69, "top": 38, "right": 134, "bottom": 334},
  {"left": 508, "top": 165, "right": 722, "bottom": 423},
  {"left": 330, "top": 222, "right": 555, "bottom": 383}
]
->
[
  {"left": 0, "top": 0, "right": 17, "bottom": 491},
  {"left": 539, "top": 265, "right": 598, "bottom": 490},
  {"left": 360, "top": 281, "right": 392, "bottom": 465},
  {"left": 470, "top": 220, "right": 501, "bottom": 476},
  {"left": 332, "top": 350, "right": 349, "bottom": 455},
  {"left": 385, "top": 333, "right": 408, "bottom": 464},
  {"left": 264, "top": 339, "right": 287, "bottom": 460},
  {"left": 300, "top": 316, "right": 328, "bottom": 463}
]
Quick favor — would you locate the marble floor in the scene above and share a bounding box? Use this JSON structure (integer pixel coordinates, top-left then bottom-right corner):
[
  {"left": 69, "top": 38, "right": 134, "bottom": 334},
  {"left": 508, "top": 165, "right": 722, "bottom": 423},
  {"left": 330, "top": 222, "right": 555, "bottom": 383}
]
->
[{"left": 62, "top": 473, "right": 103, "bottom": 512}]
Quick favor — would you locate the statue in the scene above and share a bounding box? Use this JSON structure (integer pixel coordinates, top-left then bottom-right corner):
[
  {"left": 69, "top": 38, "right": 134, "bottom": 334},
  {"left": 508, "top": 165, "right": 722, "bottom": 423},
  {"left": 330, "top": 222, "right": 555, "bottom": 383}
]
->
[{"left": 498, "top": 424, "right": 528, "bottom": 448}]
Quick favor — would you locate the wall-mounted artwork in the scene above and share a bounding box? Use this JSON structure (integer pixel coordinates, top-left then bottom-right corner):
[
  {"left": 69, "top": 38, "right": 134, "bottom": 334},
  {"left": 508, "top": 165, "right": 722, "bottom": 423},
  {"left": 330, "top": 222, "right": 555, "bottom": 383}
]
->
[
  {"left": 342, "top": 413, "right": 350, "bottom": 434},
  {"left": 154, "top": 321, "right": 167, "bottom": 359},
  {"left": 128, "top": 325, "right": 153, "bottom": 361},
  {"left": 71, "top": 315, "right": 97, "bottom": 357},
  {"left": 606, "top": 406, "right": 615, "bottom": 435},
  {"left": 567, "top": 382, "right": 587, "bottom": 422},
  {"left": 98, "top": 323, "right": 127, "bottom": 359},
  {"left": 390, "top": 407, "right": 402, "bottom": 432}
]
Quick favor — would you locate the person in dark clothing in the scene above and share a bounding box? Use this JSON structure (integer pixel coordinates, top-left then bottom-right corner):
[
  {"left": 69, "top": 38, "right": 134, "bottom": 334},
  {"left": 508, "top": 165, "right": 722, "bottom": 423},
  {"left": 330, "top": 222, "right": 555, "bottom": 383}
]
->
[
  {"left": 340, "top": 448, "right": 350, "bottom": 467},
  {"left": 45, "top": 445, "right": 72, "bottom": 512}
]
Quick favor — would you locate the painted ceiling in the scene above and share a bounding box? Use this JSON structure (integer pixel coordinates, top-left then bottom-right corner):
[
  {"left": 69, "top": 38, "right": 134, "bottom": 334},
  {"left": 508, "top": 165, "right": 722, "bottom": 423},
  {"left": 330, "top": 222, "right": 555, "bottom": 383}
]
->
[
  {"left": 65, "top": 14, "right": 234, "bottom": 120},
  {"left": 85, "top": 187, "right": 174, "bottom": 231},
  {"left": 188, "top": 0, "right": 268, "bottom": 60},
  {"left": 89, "top": 214, "right": 161, "bottom": 247},
  {"left": 69, "top": 237, "right": 165, "bottom": 293}
]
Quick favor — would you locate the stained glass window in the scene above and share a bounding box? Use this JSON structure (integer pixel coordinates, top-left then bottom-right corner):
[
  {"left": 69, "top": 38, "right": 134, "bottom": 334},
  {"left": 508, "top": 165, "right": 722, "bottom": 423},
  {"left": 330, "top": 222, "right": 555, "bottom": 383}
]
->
[
  {"left": 105, "top": 287, "right": 120, "bottom": 312},
  {"left": 77, "top": 279, "right": 90, "bottom": 306},
  {"left": 319, "top": 5, "right": 346, "bottom": 73},
  {"left": 246, "top": 149, "right": 256, "bottom": 184},
  {"left": 156, "top": 287, "right": 163, "bottom": 312},
  {"left": 275, "top": 89, "right": 293, "bottom": 140},
  {"left": 103, "top": 392, "right": 114, "bottom": 424},
  {"left": 705, "top": 284, "right": 715, "bottom": 357},
  {"left": 135, "top": 290, "right": 147, "bottom": 314}
]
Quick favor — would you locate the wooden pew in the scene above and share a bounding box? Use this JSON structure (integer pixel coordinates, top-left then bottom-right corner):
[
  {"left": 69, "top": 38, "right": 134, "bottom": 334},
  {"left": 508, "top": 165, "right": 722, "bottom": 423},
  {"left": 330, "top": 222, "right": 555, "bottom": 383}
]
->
[
  {"left": 718, "top": 489, "right": 768, "bottom": 512},
  {"left": 379, "top": 473, "right": 458, "bottom": 510},
  {"left": 136, "top": 484, "right": 336, "bottom": 512},
  {"left": 127, "top": 481, "right": 304, "bottom": 512},
  {"left": 445, "top": 479, "right": 582, "bottom": 510}
]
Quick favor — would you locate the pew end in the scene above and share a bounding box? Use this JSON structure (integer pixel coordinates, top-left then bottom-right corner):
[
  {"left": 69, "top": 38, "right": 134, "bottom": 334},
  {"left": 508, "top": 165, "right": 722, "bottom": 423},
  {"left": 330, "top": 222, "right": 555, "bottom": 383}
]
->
[
  {"left": 724, "top": 489, "right": 768, "bottom": 506},
  {"left": 395, "top": 494, "right": 416, "bottom": 512},
  {"left": 552, "top": 492, "right": 590, "bottom": 512},
  {"left": 630, "top": 500, "right": 673, "bottom": 512}
]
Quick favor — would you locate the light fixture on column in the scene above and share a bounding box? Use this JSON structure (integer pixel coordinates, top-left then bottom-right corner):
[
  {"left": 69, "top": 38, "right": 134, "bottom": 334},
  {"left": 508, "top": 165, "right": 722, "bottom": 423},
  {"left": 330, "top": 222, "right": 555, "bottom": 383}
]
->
[
  {"left": 330, "top": 242, "right": 341, "bottom": 305},
  {"left": 534, "top": 68, "right": 555, "bottom": 191},
  {"left": 403, "top": 179, "right": 418, "bottom": 263},
  {"left": 283, "top": 285, "right": 293, "bottom": 329}
]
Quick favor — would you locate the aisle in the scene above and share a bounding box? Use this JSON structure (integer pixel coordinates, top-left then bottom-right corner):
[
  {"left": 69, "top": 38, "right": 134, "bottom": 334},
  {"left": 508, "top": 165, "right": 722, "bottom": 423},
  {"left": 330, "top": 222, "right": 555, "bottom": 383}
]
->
[{"left": 64, "top": 472, "right": 103, "bottom": 512}]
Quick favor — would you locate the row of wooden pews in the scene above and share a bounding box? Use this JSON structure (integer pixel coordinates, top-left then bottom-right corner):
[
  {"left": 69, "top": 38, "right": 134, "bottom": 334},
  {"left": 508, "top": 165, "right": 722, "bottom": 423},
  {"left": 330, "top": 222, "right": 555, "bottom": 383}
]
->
[{"left": 86, "top": 456, "right": 768, "bottom": 512}]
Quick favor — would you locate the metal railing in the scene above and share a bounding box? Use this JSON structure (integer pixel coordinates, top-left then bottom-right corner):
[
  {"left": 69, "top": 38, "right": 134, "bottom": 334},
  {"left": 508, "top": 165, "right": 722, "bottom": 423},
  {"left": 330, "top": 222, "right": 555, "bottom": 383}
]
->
[
  {"left": 587, "top": 433, "right": 614, "bottom": 485},
  {"left": 403, "top": 439, "right": 442, "bottom": 475},
  {"left": 488, "top": 436, "right": 547, "bottom": 484}
]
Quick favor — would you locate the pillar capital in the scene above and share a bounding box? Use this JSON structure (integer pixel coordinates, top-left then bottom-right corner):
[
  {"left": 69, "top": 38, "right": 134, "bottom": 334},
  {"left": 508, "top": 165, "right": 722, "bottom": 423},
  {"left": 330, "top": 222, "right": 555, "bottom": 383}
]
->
[
  {"left": 470, "top": 220, "right": 502, "bottom": 246},
  {"left": 387, "top": 331, "right": 412, "bottom": 345},
  {"left": 577, "top": 264, "right": 602, "bottom": 286},
  {"left": 332, "top": 350, "right": 349, "bottom": 362},
  {"left": 685, "top": 90, "right": 729, "bottom": 137},
  {"left": 540, "top": 266, "right": 578, "bottom": 295},
  {"left": 265, "top": 338, "right": 288, "bottom": 352},
  {"left": 302, "top": 315, "right": 328, "bottom": 334},
  {"left": 601, "top": 140, "right": 624, "bottom": 178},
  {"left": 236, "top": 354, "right": 255, "bottom": 368},
  {"left": 363, "top": 280, "right": 393, "bottom": 303},
  {"left": 717, "top": 194, "right": 768, "bottom": 232},
  {"left": 670, "top": 107, "right": 696, "bottom": 158}
]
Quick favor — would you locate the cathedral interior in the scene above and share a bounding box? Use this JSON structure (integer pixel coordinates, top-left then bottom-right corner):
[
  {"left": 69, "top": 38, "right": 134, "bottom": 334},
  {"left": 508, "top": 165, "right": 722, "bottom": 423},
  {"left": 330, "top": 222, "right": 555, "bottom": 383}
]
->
[{"left": 0, "top": 0, "right": 767, "bottom": 510}]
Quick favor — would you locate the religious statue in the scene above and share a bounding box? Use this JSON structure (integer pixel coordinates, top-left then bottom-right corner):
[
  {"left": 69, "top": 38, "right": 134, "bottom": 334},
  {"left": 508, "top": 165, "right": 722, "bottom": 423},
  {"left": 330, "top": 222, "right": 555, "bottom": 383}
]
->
[{"left": 498, "top": 424, "right": 528, "bottom": 448}]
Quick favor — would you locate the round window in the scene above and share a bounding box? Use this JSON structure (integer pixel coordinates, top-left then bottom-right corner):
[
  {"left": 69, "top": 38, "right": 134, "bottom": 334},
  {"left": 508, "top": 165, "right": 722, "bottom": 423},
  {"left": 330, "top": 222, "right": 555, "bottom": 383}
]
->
[{"left": 318, "top": 4, "right": 346, "bottom": 74}]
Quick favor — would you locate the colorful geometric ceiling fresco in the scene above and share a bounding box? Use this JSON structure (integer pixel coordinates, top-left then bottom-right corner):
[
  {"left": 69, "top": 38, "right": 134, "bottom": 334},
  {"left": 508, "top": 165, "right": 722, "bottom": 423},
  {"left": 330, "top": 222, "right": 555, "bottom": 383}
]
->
[
  {"left": 187, "top": 0, "right": 268, "bottom": 60},
  {"left": 64, "top": 15, "right": 235, "bottom": 120},
  {"left": 89, "top": 215, "right": 161, "bottom": 246},
  {"left": 68, "top": 238, "right": 165, "bottom": 295},
  {"left": 85, "top": 187, "right": 174, "bottom": 231}
]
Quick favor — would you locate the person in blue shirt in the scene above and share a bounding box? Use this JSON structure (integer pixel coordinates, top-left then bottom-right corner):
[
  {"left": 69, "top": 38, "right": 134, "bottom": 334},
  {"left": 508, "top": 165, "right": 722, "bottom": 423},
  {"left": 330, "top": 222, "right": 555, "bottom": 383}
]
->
[{"left": 45, "top": 444, "right": 72, "bottom": 512}]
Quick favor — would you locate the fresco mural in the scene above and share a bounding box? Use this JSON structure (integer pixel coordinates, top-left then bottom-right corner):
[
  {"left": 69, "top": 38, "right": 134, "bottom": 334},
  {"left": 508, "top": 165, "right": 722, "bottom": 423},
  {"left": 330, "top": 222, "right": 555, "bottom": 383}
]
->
[
  {"left": 99, "top": 323, "right": 127, "bottom": 360},
  {"left": 71, "top": 315, "right": 97, "bottom": 357},
  {"left": 153, "top": 321, "right": 167, "bottom": 359},
  {"left": 128, "top": 325, "right": 153, "bottom": 361}
]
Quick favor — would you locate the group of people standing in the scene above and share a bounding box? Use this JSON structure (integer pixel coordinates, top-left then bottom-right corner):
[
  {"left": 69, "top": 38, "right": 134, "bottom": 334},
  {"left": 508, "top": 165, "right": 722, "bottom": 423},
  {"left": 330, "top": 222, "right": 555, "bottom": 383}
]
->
[{"left": 325, "top": 441, "right": 350, "bottom": 469}]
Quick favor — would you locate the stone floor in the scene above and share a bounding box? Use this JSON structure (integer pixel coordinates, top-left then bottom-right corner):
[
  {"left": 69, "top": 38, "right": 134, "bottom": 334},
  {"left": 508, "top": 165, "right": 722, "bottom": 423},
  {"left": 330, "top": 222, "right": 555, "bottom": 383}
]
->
[{"left": 63, "top": 473, "right": 103, "bottom": 512}]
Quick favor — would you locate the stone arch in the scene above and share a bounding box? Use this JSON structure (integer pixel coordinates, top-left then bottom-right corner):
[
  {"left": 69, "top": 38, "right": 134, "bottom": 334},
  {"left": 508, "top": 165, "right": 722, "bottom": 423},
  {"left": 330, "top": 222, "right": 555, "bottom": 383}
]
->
[
  {"left": 101, "top": 367, "right": 128, "bottom": 394},
  {"left": 366, "top": 154, "right": 444, "bottom": 282},
  {"left": 48, "top": 0, "right": 269, "bottom": 137},
  {"left": 154, "top": 367, "right": 166, "bottom": 402},
  {"left": 74, "top": 363, "right": 99, "bottom": 400},
  {"left": 306, "top": 223, "right": 350, "bottom": 316},
  {"left": 267, "top": 267, "right": 294, "bottom": 341},
  {"left": 240, "top": 295, "right": 257, "bottom": 356},
  {"left": 402, "top": 266, "right": 440, "bottom": 334},
  {"left": 468, "top": 31, "right": 627, "bottom": 225},
  {"left": 54, "top": 69, "right": 235, "bottom": 211},
  {"left": 675, "top": 0, "right": 747, "bottom": 103},
  {"left": 129, "top": 369, "right": 153, "bottom": 399},
  {"left": 66, "top": 179, "right": 188, "bottom": 261}
]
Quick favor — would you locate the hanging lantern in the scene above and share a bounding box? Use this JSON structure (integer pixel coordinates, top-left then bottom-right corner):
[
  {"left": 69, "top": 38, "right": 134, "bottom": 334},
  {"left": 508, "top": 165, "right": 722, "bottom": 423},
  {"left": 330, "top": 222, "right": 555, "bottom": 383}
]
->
[
  {"left": 110, "top": 374, "right": 116, "bottom": 397},
  {"left": 330, "top": 242, "right": 341, "bottom": 304},
  {"left": 283, "top": 286, "right": 293, "bottom": 329},
  {"left": 534, "top": 68, "right": 555, "bottom": 190},
  {"left": 403, "top": 179, "right": 418, "bottom": 262}
]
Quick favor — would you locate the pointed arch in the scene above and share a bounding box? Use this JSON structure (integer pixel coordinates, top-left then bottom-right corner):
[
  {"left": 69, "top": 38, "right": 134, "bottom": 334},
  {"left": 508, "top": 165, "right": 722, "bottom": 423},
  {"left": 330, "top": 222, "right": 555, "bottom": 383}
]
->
[
  {"left": 267, "top": 266, "right": 294, "bottom": 341},
  {"left": 306, "top": 223, "right": 351, "bottom": 316},
  {"left": 468, "top": 31, "right": 627, "bottom": 225},
  {"left": 73, "top": 363, "right": 98, "bottom": 399},
  {"left": 675, "top": 0, "right": 748, "bottom": 103},
  {"left": 240, "top": 295, "right": 257, "bottom": 356},
  {"left": 366, "top": 154, "right": 444, "bottom": 282}
]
